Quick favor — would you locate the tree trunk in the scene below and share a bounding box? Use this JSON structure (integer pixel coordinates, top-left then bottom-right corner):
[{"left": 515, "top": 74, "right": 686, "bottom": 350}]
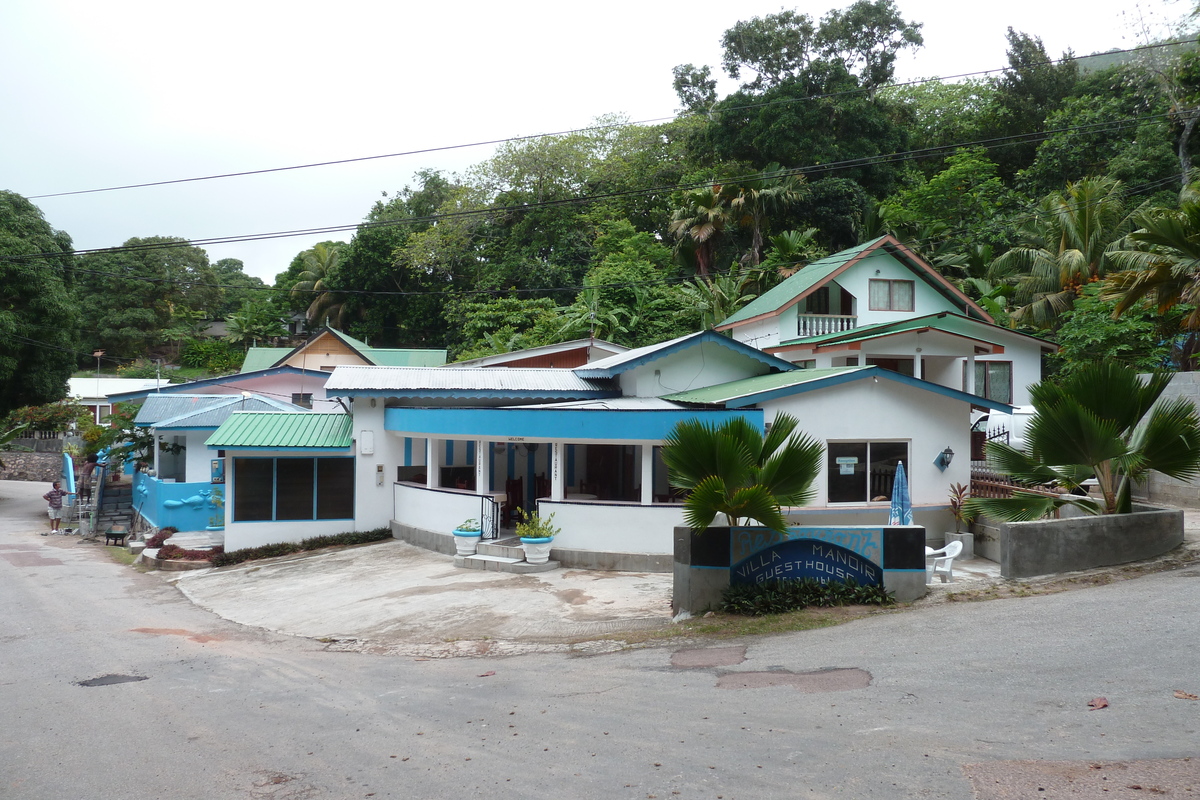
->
[{"left": 1178, "top": 109, "right": 1198, "bottom": 189}]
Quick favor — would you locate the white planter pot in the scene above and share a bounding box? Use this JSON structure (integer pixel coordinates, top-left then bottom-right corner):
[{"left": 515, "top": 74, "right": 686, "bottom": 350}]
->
[
  {"left": 520, "top": 536, "right": 554, "bottom": 565},
  {"left": 453, "top": 529, "right": 482, "bottom": 556},
  {"left": 944, "top": 531, "right": 973, "bottom": 560}
]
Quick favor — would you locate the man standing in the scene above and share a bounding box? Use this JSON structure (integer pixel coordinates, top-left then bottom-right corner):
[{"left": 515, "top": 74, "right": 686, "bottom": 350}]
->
[{"left": 43, "top": 481, "right": 70, "bottom": 535}]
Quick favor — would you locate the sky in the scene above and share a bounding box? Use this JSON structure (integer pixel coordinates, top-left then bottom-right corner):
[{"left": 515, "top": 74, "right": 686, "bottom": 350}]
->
[{"left": 0, "top": 0, "right": 1188, "bottom": 285}]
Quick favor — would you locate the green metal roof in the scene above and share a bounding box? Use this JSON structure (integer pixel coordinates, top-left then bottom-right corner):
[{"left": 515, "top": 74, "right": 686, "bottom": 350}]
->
[
  {"left": 718, "top": 238, "right": 882, "bottom": 327},
  {"left": 365, "top": 348, "right": 447, "bottom": 367},
  {"left": 240, "top": 348, "right": 292, "bottom": 373},
  {"left": 206, "top": 412, "right": 353, "bottom": 449},
  {"left": 664, "top": 367, "right": 865, "bottom": 405},
  {"left": 776, "top": 312, "right": 1056, "bottom": 349}
]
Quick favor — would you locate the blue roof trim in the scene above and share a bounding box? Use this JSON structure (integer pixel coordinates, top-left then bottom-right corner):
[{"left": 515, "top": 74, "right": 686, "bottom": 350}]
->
[
  {"left": 721, "top": 366, "right": 1015, "bottom": 412},
  {"left": 386, "top": 406, "right": 764, "bottom": 441},
  {"left": 337, "top": 387, "right": 618, "bottom": 401},
  {"left": 574, "top": 330, "right": 797, "bottom": 378},
  {"left": 212, "top": 446, "right": 353, "bottom": 453},
  {"left": 107, "top": 366, "right": 329, "bottom": 402}
]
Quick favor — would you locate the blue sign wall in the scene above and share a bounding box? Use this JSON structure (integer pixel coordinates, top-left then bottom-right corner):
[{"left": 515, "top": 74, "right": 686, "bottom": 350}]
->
[{"left": 730, "top": 527, "right": 885, "bottom": 587}]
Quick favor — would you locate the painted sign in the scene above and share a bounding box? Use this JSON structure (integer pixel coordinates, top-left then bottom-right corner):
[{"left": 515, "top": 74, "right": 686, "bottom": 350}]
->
[
  {"left": 730, "top": 526, "right": 884, "bottom": 587},
  {"left": 835, "top": 456, "right": 858, "bottom": 475}
]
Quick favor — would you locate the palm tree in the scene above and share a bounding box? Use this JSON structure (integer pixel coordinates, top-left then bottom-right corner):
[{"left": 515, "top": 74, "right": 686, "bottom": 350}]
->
[
  {"left": 988, "top": 177, "right": 1130, "bottom": 328},
  {"left": 675, "top": 266, "right": 756, "bottom": 329},
  {"left": 760, "top": 228, "right": 827, "bottom": 282},
  {"left": 726, "top": 164, "right": 807, "bottom": 267},
  {"left": 557, "top": 286, "right": 628, "bottom": 341},
  {"left": 1104, "top": 199, "right": 1200, "bottom": 331},
  {"left": 290, "top": 243, "right": 348, "bottom": 329},
  {"left": 966, "top": 362, "right": 1200, "bottom": 520},
  {"left": 662, "top": 412, "right": 824, "bottom": 533},
  {"left": 669, "top": 185, "right": 733, "bottom": 278},
  {"left": 225, "top": 299, "right": 287, "bottom": 349}
]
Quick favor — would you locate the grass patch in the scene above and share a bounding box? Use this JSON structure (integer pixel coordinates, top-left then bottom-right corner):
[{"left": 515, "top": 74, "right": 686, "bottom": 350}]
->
[
  {"left": 587, "top": 605, "right": 889, "bottom": 647},
  {"left": 104, "top": 545, "right": 149, "bottom": 571}
]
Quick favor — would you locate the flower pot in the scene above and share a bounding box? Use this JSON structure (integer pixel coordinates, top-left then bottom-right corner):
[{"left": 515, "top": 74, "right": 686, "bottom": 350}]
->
[
  {"left": 944, "top": 531, "right": 973, "bottom": 560},
  {"left": 453, "top": 528, "right": 483, "bottom": 556},
  {"left": 519, "top": 536, "right": 553, "bottom": 565}
]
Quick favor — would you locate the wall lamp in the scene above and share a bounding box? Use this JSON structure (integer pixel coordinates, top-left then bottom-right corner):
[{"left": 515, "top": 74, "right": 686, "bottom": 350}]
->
[{"left": 934, "top": 447, "right": 954, "bottom": 471}]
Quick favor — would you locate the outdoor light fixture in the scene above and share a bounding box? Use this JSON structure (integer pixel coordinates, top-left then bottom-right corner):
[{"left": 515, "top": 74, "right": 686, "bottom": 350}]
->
[{"left": 934, "top": 447, "right": 954, "bottom": 471}]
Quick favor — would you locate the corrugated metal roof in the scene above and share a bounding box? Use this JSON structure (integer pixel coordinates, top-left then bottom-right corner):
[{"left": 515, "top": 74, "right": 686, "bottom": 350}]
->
[
  {"left": 511, "top": 397, "right": 690, "bottom": 410},
  {"left": 324, "top": 366, "right": 616, "bottom": 399},
  {"left": 154, "top": 395, "right": 306, "bottom": 429},
  {"left": 664, "top": 368, "right": 865, "bottom": 405},
  {"left": 450, "top": 338, "right": 628, "bottom": 368},
  {"left": 240, "top": 348, "right": 292, "bottom": 373},
  {"left": 134, "top": 394, "right": 231, "bottom": 425},
  {"left": 574, "top": 330, "right": 796, "bottom": 378},
  {"left": 206, "top": 412, "right": 353, "bottom": 449},
  {"left": 69, "top": 377, "right": 164, "bottom": 400}
]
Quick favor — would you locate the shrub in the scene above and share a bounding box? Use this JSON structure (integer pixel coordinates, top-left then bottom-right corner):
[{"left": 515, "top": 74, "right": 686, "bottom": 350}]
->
[
  {"left": 209, "top": 528, "right": 392, "bottom": 568},
  {"left": 720, "top": 579, "right": 894, "bottom": 616},
  {"left": 179, "top": 338, "right": 244, "bottom": 373},
  {"left": 155, "top": 544, "right": 224, "bottom": 561},
  {"left": 145, "top": 526, "right": 178, "bottom": 548}
]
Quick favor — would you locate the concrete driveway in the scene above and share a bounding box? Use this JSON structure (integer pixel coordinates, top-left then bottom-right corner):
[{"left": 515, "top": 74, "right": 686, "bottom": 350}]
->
[{"left": 169, "top": 538, "right": 676, "bottom": 658}]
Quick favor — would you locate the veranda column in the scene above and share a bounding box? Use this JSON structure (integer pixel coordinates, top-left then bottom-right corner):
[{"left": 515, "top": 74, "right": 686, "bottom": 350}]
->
[
  {"left": 965, "top": 356, "right": 976, "bottom": 396},
  {"left": 426, "top": 438, "right": 440, "bottom": 490},
  {"left": 475, "top": 439, "right": 490, "bottom": 495},
  {"left": 640, "top": 444, "right": 654, "bottom": 505},
  {"left": 550, "top": 442, "right": 565, "bottom": 501}
]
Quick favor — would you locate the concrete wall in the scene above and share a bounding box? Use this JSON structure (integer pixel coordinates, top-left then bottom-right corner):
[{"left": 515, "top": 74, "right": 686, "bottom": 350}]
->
[
  {"left": 972, "top": 504, "right": 1184, "bottom": 579},
  {"left": 1139, "top": 372, "right": 1200, "bottom": 508},
  {"left": 536, "top": 498, "right": 685, "bottom": 554},
  {"left": 0, "top": 451, "right": 61, "bottom": 482}
]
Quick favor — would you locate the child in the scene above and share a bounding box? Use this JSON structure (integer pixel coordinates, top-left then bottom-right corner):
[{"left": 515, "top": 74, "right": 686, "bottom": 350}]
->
[{"left": 43, "top": 481, "right": 71, "bottom": 535}]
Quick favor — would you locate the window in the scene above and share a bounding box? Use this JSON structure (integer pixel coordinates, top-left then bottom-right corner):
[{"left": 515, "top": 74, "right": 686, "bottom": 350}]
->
[
  {"left": 974, "top": 361, "right": 1013, "bottom": 405},
  {"left": 291, "top": 393, "right": 313, "bottom": 409},
  {"left": 827, "top": 442, "right": 909, "bottom": 504},
  {"left": 868, "top": 279, "right": 914, "bottom": 311},
  {"left": 233, "top": 457, "right": 355, "bottom": 522}
]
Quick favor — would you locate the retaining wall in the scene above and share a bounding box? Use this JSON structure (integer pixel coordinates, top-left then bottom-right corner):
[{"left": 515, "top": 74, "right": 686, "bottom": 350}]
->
[
  {"left": 972, "top": 504, "right": 1183, "bottom": 579},
  {"left": 1138, "top": 372, "right": 1200, "bottom": 508}
]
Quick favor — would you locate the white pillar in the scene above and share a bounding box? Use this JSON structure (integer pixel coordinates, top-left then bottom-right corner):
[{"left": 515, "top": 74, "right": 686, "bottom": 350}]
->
[
  {"left": 475, "top": 439, "right": 490, "bottom": 495},
  {"left": 426, "top": 438, "right": 439, "bottom": 490},
  {"left": 966, "top": 356, "right": 976, "bottom": 395},
  {"left": 640, "top": 445, "right": 654, "bottom": 505},
  {"left": 551, "top": 442, "right": 565, "bottom": 501}
]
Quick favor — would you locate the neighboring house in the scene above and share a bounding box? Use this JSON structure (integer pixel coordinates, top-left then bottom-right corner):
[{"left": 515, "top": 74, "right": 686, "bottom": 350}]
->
[
  {"left": 68, "top": 377, "right": 164, "bottom": 423},
  {"left": 206, "top": 330, "right": 1010, "bottom": 559},
  {"left": 242, "top": 327, "right": 448, "bottom": 374},
  {"left": 109, "top": 366, "right": 341, "bottom": 412},
  {"left": 130, "top": 393, "right": 308, "bottom": 533},
  {"left": 450, "top": 338, "right": 628, "bottom": 369},
  {"left": 715, "top": 236, "right": 1055, "bottom": 407}
]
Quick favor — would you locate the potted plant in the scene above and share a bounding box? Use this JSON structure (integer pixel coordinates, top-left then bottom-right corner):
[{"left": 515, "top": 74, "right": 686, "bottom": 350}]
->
[
  {"left": 452, "top": 518, "right": 483, "bottom": 556},
  {"left": 206, "top": 488, "right": 225, "bottom": 533},
  {"left": 515, "top": 509, "right": 559, "bottom": 565},
  {"left": 946, "top": 482, "right": 974, "bottom": 558}
]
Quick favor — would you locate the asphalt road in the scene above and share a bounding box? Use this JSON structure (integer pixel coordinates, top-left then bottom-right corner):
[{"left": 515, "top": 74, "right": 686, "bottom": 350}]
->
[{"left": 2, "top": 480, "right": 1198, "bottom": 799}]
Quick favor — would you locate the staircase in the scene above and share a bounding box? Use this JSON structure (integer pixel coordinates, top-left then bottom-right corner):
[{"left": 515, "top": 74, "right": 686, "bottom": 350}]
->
[
  {"left": 455, "top": 537, "right": 558, "bottom": 573},
  {"left": 94, "top": 478, "right": 134, "bottom": 535}
]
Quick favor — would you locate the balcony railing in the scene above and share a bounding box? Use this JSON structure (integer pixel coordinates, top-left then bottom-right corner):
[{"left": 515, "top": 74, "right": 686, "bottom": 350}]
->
[{"left": 797, "top": 314, "right": 857, "bottom": 338}]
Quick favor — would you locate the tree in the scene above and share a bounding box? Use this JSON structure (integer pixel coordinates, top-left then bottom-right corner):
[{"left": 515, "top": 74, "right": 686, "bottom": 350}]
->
[
  {"left": 661, "top": 412, "right": 824, "bottom": 532},
  {"left": 814, "top": 0, "right": 923, "bottom": 90},
  {"left": 674, "top": 266, "right": 757, "bottom": 329},
  {"left": 672, "top": 64, "right": 718, "bottom": 114},
  {"left": 224, "top": 299, "right": 286, "bottom": 348},
  {"left": 1105, "top": 194, "right": 1200, "bottom": 330},
  {"left": 669, "top": 184, "right": 734, "bottom": 278},
  {"left": 290, "top": 243, "right": 348, "bottom": 329},
  {"left": 966, "top": 362, "right": 1200, "bottom": 518},
  {"left": 725, "top": 163, "right": 807, "bottom": 267},
  {"left": 1051, "top": 284, "right": 1175, "bottom": 376},
  {"left": 988, "top": 177, "right": 1130, "bottom": 328},
  {"left": 0, "top": 191, "right": 79, "bottom": 418}
]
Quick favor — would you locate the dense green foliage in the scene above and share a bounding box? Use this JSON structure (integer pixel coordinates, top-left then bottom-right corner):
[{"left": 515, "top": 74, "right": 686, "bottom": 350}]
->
[
  {"left": 720, "top": 578, "right": 894, "bottom": 615},
  {"left": 4, "top": 3, "right": 1200, "bottom": 390}
]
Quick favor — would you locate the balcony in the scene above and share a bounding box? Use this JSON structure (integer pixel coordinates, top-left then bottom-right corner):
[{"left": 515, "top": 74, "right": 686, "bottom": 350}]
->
[{"left": 797, "top": 314, "right": 857, "bottom": 338}]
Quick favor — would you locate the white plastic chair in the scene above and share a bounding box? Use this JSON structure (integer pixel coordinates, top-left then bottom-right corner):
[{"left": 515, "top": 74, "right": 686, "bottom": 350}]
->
[{"left": 926, "top": 540, "right": 963, "bottom": 584}]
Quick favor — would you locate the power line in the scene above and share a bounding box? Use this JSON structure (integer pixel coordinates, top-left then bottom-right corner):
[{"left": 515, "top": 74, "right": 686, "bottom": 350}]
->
[{"left": 23, "top": 38, "right": 1194, "bottom": 201}]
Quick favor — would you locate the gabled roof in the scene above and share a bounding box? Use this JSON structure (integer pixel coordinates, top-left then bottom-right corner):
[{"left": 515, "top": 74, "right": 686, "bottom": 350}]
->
[
  {"left": 107, "top": 365, "right": 330, "bottom": 403},
  {"left": 206, "top": 412, "right": 353, "bottom": 449},
  {"left": 266, "top": 327, "right": 447, "bottom": 369},
  {"left": 573, "top": 330, "right": 796, "bottom": 379},
  {"left": 664, "top": 365, "right": 1014, "bottom": 412},
  {"left": 769, "top": 312, "right": 1058, "bottom": 354},
  {"left": 140, "top": 394, "right": 307, "bottom": 429},
  {"left": 450, "top": 338, "right": 629, "bottom": 368},
  {"left": 715, "top": 235, "right": 991, "bottom": 329},
  {"left": 240, "top": 348, "right": 293, "bottom": 373},
  {"left": 324, "top": 366, "right": 618, "bottom": 401}
]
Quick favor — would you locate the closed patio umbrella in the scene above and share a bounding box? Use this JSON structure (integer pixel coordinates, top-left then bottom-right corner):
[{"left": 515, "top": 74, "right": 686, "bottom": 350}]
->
[{"left": 889, "top": 460, "right": 912, "bottom": 526}]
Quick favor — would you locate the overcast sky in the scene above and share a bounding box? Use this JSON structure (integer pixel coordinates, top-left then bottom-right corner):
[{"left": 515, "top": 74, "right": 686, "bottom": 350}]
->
[{"left": 0, "top": 0, "right": 1186, "bottom": 284}]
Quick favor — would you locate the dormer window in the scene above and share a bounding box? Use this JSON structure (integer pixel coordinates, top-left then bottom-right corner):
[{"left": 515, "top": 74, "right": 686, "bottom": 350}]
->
[{"left": 869, "top": 279, "right": 914, "bottom": 311}]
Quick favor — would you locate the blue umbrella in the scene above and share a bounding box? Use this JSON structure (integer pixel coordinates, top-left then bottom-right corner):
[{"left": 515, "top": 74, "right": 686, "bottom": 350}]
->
[
  {"left": 889, "top": 460, "right": 912, "bottom": 526},
  {"left": 61, "top": 452, "right": 76, "bottom": 507}
]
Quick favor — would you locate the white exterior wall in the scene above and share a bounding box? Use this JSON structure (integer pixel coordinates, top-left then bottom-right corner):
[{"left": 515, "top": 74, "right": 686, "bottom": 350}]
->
[
  {"left": 536, "top": 500, "right": 685, "bottom": 554},
  {"left": 184, "top": 430, "right": 216, "bottom": 482},
  {"left": 352, "top": 400, "right": 407, "bottom": 530},
  {"left": 729, "top": 316, "right": 781, "bottom": 351},
  {"left": 975, "top": 336, "right": 1045, "bottom": 406},
  {"left": 394, "top": 482, "right": 486, "bottom": 534},
  {"left": 620, "top": 341, "right": 771, "bottom": 398},
  {"left": 758, "top": 378, "right": 971, "bottom": 508},
  {"left": 836, "top": 251, "right": 962, "bottom": 326}
]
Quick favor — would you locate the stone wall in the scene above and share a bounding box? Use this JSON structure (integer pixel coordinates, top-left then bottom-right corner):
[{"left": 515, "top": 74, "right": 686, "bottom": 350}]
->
[
  {"left": 972, "top": 504, "right": 1183, "bottom": 579},
  {"left": 0, "top": 451, "right": 62, "bottom": 483},
  {"left": 1139, "top": 372, "right": 1200, "bottom": 508}
]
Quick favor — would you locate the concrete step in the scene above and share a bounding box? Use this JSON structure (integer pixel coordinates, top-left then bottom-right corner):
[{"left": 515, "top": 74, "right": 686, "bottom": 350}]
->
[
  {"left": 163, "top": 534, "right": 216, "bottom": 550},
  {"left": 455, "top": 554, "right": 559, "bottom": 573},
  {"left": 476, "top": 538, "right": 525, "bottom": 559}
]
